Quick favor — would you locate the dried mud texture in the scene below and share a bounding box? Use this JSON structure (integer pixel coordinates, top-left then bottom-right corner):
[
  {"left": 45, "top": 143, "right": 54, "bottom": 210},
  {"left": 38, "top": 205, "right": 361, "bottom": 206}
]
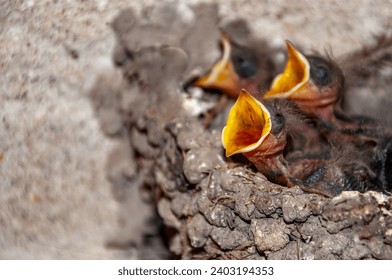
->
[{"left": 89, "top": 3, "right": 392, "bottom": 259}]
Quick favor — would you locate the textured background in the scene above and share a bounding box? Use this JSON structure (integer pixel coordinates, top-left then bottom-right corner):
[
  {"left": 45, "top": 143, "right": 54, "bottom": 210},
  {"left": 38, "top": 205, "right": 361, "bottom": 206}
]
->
[{"left": 0, "top": 0, "right": 391, "bottom": 259}]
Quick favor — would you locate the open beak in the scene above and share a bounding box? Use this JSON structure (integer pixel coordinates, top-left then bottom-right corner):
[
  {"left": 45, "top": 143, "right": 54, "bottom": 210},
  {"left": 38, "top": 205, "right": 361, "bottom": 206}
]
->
[
  {"left": 263, "top": 41, "right": 311, "bottom": 100},
  {"left": 222, "top": 89, "right": 272, "bottom": 157},
  {"left": 193, "top": 32, "right": 239, "bottom": 97}
]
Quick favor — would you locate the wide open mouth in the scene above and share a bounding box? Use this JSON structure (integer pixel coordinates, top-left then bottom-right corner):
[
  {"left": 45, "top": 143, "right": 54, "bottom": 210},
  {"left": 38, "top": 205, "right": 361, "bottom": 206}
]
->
[
  {"left": 192, "top": 32, "right": 238, "bottom": 96},
  {"left": 263, "top": 41, "right": 310, "bottom": 99},
  {"left": 222, "top": 89, "right": 272, "bottom": 157}
]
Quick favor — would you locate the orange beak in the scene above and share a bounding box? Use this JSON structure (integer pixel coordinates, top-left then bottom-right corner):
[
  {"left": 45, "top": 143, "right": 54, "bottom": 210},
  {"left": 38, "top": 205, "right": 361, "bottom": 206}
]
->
[
  {"left": 193, "top": 32, "right": 240, "bottom": 97},
  {"left": 222, "top": 89, "right": 272, "bottom": 157}
]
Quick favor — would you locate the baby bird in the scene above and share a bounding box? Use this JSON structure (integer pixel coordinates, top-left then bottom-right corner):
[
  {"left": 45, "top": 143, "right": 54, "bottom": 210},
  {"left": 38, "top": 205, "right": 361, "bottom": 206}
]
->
[
  {"left": 193, "top": 30, "right": 277, "bottom": 98},
  {"left": 264, "top": 41, "right": 345, "bottom": 124},
  {"left": 264, "top": 41, "right": 387, "bottom": 147},
  {"left": 222, "top": 89, "right": 289, "bottom": 186},
  {"left": 222, "top": 89, "right": 337, "bottom": 196},
  {"left": 222, "top": 90, "right": 380, "bottom": 197}
]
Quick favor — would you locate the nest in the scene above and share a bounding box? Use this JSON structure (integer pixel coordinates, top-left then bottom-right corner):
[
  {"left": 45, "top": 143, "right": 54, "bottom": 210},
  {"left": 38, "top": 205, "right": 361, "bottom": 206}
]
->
[{"left": 89, "top": 3, "right": 392, "bottom": 259}]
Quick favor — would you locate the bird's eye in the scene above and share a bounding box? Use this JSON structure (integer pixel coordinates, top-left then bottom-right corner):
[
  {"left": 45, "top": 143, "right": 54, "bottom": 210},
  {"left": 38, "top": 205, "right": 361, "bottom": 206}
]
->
[
  {"left": 308, "top": 57, "right": 332, "bottom": 86},
  {"left": 314, "top": 66, "right": 328, "bottom": 80},
  {"left": 231, "top": 49, "right": 258, "bottom": 78}
]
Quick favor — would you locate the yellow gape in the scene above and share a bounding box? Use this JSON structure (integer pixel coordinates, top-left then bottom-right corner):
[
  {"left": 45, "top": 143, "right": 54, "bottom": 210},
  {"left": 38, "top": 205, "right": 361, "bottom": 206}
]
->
[
  {"left": 264, "top": 41, "right": 310, "bottom": 99},
  {"left": 193, "top": 32, "right": 238, "bottom": 97},
  {"left": 222, "top": 90, "right": 271, "bottom": 157}
]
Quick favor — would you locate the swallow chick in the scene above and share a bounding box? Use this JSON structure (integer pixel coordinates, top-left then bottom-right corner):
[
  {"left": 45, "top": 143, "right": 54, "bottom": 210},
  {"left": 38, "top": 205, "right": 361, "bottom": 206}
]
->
[
  {"left": 222, "top": 89, "right": 336, "bottom": 196},
  {"left": 263, "top": 41, "right": 388, "bottom": 147},
  {"left": 222, "top": 90, "right": 383, "bottom": 197},
  {"left": 263, "top": 41, "right": 344, "bottom": 124},
  {"left": 193, "top": 31, "right": 277, "bottom": 98}
]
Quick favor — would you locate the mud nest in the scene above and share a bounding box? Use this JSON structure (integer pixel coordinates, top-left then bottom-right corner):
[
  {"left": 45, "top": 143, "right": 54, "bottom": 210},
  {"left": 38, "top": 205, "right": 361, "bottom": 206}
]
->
[{"left": 89, "top": 3, "right": 392, "bottom": 259}]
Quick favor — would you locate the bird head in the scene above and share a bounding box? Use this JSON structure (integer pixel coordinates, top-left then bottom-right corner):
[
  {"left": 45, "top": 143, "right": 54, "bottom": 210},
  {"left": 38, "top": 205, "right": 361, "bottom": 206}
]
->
[
  {"left": 193, "top": 31, "right": 275, "bottom": 98},
  {"left": 264, "top": 41, "right": 344, "bottom": 123},
  {"left": 222, "top": 89, "right": 287, "bottom": 159}
]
